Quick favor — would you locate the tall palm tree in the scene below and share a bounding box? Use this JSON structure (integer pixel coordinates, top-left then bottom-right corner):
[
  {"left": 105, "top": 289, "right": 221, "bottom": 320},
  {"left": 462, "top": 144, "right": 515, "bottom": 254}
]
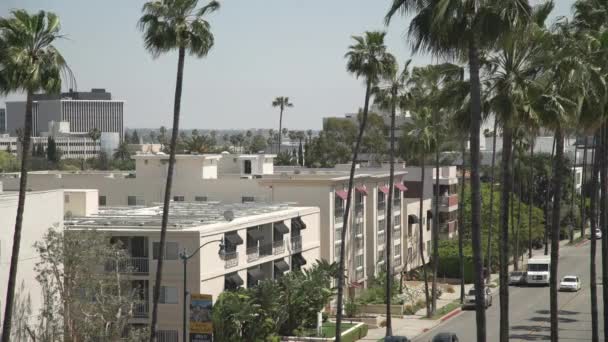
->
[
  {"left": 88, "top": 127, "right": 102, "bottom": 161},
  {"left": 272, "top": 97, "right": 293, "bottom": 154},
  {"left": 386, "top": 2, "right": 532, "bottom": 339},
  {"left": 403, "top": 108, "right": 435, "bottom": 318},
  {"left": 373, "top": 59, "right": 413, "bottom": 335},
  {"left": 138, "top": 1, "right": 220, "bottom": 340},
  {"left": 0, "top": 11, "right": 72, "bottom": 341},
  {"left": 334, "top": 31, "right": 395, "bottom": 341}
]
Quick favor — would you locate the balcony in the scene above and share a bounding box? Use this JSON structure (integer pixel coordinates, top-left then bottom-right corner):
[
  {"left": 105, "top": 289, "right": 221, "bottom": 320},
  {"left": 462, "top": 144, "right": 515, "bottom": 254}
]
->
[
  {"left": 355, "top": 203, "right": 364, "bottom": 215},
  {"left": 377, "top": 202, "right": 386, "bottom": 215},
  {"left": 394, "top": 255, "right": 402, "bottom": 267},
  {"left": 273, "top": 240, "right": 285, "bottom": 255},
  {"left": 105, "top": 257, "right": 149, "bottom": 275},
  {"left": 133, "top": 302, "right": 149, "bottom": 318},
  {"left": 377, "top": 231, "right": 385, "bottom": 245},
  {"left": 222, "top": 251, "right": 239, "bottom": 269},
  {"left": 393, "top": 198, "right": 401, "bottom": 208},
  {"left": 291, "top": 235, "right": 302, "bottom": 252},
  {"left": 246, "top": 246, "right": 259, "bottom": 262},
  {"left": 393, "top": 227, "right": 401, "bottom": 239},
  {"left": 355, "top": 269, "right": 365, "bottom": 281},
  {"left": 435, "top": 194, "right": 459, "bottom": 208},
  {"left": 335, "top": 209, "right": 345, "bottom": 224}
]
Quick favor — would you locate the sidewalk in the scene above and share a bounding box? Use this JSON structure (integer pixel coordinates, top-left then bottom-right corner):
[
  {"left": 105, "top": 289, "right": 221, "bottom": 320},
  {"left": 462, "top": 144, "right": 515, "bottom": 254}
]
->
[{"left": 363, "top": 233, "right": 581, "bottom": 341}]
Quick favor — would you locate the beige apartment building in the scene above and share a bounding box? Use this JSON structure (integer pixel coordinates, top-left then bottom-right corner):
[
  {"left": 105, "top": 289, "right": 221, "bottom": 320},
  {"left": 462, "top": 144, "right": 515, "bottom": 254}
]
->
[{"left": 66, "top": 201, "right": 320, "bottom": 341}]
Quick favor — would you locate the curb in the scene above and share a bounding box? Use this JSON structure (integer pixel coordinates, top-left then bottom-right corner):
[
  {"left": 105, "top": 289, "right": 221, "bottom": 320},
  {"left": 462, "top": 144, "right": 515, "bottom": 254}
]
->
[
  {"left": 440, "top": 308, "right": 462, "bottom": 322},
  {"left": 575, "top": 239, "right": 590, "bottom": 247}
]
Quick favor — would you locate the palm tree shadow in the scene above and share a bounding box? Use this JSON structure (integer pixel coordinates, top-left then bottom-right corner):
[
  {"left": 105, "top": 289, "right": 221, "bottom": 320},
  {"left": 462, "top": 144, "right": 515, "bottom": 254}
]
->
[
  {"left": 535, "top": 309, "right": 579, "bottom": 315},
  {"left": 529, "top": 316, "right": 578, "bottom": 323},
  {"left": 508, "top": 333, "right": 550, "bottom": 341}
]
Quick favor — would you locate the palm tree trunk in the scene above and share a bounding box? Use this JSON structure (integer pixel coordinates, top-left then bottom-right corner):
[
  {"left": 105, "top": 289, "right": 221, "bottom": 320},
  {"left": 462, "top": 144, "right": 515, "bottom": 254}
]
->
[
  {"left": 581, "top": 137, "right": 588, "bottom": 239},
  {"left": 545, "top": 138, "right": 556, "bottom": 256},
  {"left": 601, "top": 122, "right": 608, "bottom": 342},
  {"left": 528, "top": 142, "right": 534, "bottom": 259},
  {"left": 431, "top": 135, "right": 440, "bottom": 315},
  {"left": 1, "top": 91, "right": 33, "bottom": 342},
  {"left": 419, "top": 158, "right": 431, "bottom": 317},
  {"left": 570, "top": 144, "right": 578, "bottom": 244},
  {"left": 589, "top": 132, "right": 599, "bottom": 342},
  {"left": 486, "top": 120, "right": 498, "bottom": 283},
  {"left": 278, "top": 107, "right": 284, "bottom": 154},
  {"left": 515, "top": 165, "right": 522, "bottom": 270},
  {"left": 510, "top": 158, "right": 517, "bottom": 271},
  {"left": 335, "top": 79, "right": 372, "bottom": 342},
  {"left": 549, "top": 128, "right": 564, "bottom": 342},
  {"left": 459, "top": 140, "right": 466, "bottom": 303},
  {"left": 499, "top": 124, "right": 513, "bottom": 342},
  {"left": 149, "top": 46, "right": 185, "bottom": 342},
  {"left": 384, "top": 88, "right": 397, "bottom": 337}
]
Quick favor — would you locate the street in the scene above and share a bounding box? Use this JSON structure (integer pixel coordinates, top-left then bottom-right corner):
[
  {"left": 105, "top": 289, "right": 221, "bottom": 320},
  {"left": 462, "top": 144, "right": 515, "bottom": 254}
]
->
[{"left": 414, "top": 241, "right": 605, "bottom": 341}]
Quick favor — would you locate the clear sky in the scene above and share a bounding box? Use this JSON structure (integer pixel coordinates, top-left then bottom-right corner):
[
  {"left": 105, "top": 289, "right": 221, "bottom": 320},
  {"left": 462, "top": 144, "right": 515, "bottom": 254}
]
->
[{"left": 1, "top": 0, "right": 574, "bottom": 130}]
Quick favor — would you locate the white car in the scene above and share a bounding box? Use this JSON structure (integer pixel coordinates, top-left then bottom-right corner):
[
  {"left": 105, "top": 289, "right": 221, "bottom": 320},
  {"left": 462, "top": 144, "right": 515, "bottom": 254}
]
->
[
  {"left": 559, "top": 275, "right": 581, "bottom": 292},
  {"left": 594, "top": 228, "right": 602, "bottom": 240},
  {"left": 462, "top": 287, "right": 492, "bottom": 309}
]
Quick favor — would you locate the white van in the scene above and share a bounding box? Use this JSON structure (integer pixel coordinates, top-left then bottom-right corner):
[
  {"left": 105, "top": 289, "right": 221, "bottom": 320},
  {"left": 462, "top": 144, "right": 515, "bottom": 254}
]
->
[{"left": 526, "top": 257, "right": 550, "bottom": 285}]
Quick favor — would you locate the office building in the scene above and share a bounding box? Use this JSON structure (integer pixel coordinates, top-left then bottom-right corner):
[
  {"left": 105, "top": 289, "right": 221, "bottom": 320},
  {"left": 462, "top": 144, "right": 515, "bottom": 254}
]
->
[
  {"left": 5, "top": 88, "right": 124, "bottom": 137},
  {"left": 66, "top": 201, "right": 320, "bottom": 339},
  {"left": 0, "top": 108, "right": 6, "bottom": 134}
]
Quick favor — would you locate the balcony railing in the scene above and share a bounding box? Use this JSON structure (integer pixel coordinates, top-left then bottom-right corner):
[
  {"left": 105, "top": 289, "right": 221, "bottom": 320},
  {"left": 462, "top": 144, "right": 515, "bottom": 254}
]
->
[
  {"left": 394, "top": 255, "right": 402, "bottom": 267},
  {"left": 335, "top": 209, "right": 345, "bottom": 224},
  {"left": 222, "top": 252, "right": 239, "bottom": 269},
  {"left": 133, "top": 302, "right": 149, "bottom": 318},
  {"left": 434, "top": 194, "right": 459, "bottom": 207},
  {"left": 353, "top": 224, "right": 363, "bottom": 237},
  {"left": 355, "top": 269, "right": 365, "bottom": 281},
  {"left": 246, "top": 246, "right": 260, "bottom": 262},
  {"left": 291, "top": 235, "right": 302, "bottom": 252},
  {"left": 273, "top": 240, "right": 285, "bottom": 255},
  {"left": 393, "top": 227, "right": 401, "bottom": 239},
  {"left": 105, "top": 257, "right": 149, "bottom": 275},
  {"left": 377, "top": 231, "right": 385, "bottom": 245},
  {"left": 393, "top": 199, "right": 401, "bottom": 208},
  {"left": 355, "top": 203, "right": 364, "bottom": 214}
]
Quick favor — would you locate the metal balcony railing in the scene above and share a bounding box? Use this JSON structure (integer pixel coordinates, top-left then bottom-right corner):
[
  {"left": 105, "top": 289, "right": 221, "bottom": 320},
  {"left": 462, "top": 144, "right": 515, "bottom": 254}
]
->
[
  {"left": 246, "top": 246, "right": 259, "bottom": 262},
  {"left": 105, "top": 257, "right": 149, "bottom": 274},
  {"left": 273, "top": 240, "right": 285, "bottom": 255},
  {"left": 222, "top": 252, "right": 239, "bottom": 269},
  {"left": 291, "top": 235, "right": 302, "bottom": 252},
  {"left": 133, "top": 302, "right": 149, "bottom": 318},
  {"left": 377, "top": 231, "right": 385, "bottom": 245}
]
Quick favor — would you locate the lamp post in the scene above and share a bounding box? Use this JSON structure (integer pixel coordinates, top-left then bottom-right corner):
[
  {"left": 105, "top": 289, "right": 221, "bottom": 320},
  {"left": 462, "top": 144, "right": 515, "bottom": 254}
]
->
[{"left": 180, "top": 239, "right": 224, "bottom": 342}]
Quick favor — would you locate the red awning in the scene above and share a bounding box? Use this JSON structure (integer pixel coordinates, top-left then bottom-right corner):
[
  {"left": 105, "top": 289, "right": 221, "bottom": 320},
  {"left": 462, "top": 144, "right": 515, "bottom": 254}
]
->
[
  {"left": 395, "top": 183, "right": 408, "bottom": 192},
  {"left": 335, "top": 190, "right": 348, "bottom": 200},
  {"left": 356, "top": 185, "right": 368, "bottom": 195},
  {"left": 379, "top": 186, "right": 389, "bottom": 194}
]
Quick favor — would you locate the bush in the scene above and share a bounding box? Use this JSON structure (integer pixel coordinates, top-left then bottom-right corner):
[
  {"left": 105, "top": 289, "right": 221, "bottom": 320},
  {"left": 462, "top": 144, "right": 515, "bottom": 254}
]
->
[
  {"left": 344, "top": 299, "right": 360, "bottom": 318},
  {"left": 379, "top": 320, "right": 387, "bottom": 328},
  {"left": 403, "top": 305, "right": 416, "bottom": 315},
  {"left": 446, "top": 285, "right": 455, "bottom": 294}
]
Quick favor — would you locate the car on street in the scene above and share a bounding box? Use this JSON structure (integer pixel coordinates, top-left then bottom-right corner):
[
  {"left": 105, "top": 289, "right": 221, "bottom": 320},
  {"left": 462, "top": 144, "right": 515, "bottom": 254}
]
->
[
  {"left": 432, "top": 332, "right": 459, "bottom": 342},
  {"left": 509, "top": 271, "right": 527, "bottom": 285},
  {"left": 591, "top": 228, "right": 602, "bottom": 239},
  {"left": 462, "top": 287, "right": 492, "bottom": 309},
  {"left": 559, "top": 275, "right": 581, "bottom": 292}
]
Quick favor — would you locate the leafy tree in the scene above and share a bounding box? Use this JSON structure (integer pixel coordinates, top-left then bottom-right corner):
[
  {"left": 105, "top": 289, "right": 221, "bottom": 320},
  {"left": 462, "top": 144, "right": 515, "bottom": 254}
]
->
[
  {"left": 138, "top": 1, "right": 220, "bottom": 339},
  {"left": 0, "top": 11, "right": 72, "bottom": 337},
  {"left": 272, "top": 97, "right": 293, "bottom": 154},
  {"left": 131, "top": 130, "right": 140, "bottom": 144},
  {"left": 297, "top": 141, "right": 303, "bottom": 166},
  {"left": 113, "top": 141, "right": 132, "bottom": 161},
  {"left": 0, "top": 150, "right": 17, "bottom": 172},
  {"left": 249, "top": 134, "right": 267, "bottom": 153}
]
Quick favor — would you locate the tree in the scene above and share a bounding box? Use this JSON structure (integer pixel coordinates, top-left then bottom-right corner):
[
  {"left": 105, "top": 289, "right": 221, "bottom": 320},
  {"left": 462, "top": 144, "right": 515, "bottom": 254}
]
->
[
  {"left": 88, "top": 127, "right": 102, "bottom": 157},
  {"left": 249, "top": 134, "right": 267, "bottom": 153},
  {"left": 33, "top": 227, "right": 147, "bottom": 341},
  {"left": 333, "top": 31, "right": 395, "bottom": 340},
  {"left": 0, "top": 11, "right": 72, "bottom": 339},
  {"left": 46, "top": 137, "right": 61, "bottom": 164},
  {"left": 297, "top": 141, "right": 303, "bottom": 166},
  {"left": 113, "top": 141, "right": 132, "bottom": 161},
  {"left": 158, "top": 126, "right": 168, "bottom": 150},
  {"left": 386, "top": 1, "right": 532, "bottom": 340},
  {"left": 272, "top": 97, "right": 293, "bottom": 154},
  {"left": 138, "top": 1, "right": 220, "bottom": 339},
  {"left": 131, "top": 129, "right": 140, "bottom": 144},
  {"left": 374, "top": 58, "right": 413, "bottom": 335}
]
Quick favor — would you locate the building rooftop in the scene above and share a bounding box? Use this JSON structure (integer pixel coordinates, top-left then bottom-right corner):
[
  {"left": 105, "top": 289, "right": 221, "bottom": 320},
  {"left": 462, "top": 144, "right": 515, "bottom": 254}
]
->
[
  {"left": 66, "top": 201, "right": 310, "bottom": 231},
  {"left": 132, "top": 153, "right": 222, "bottom": 160}
]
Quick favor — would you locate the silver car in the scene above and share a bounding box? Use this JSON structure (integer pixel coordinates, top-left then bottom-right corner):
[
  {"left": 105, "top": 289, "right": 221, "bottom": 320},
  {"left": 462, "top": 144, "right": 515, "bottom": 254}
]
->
[
  {"left": 462, "top": 287, "right": 492, "bottom": 309},
  {"left": 509, "top": 271, "right": 527, "bottom": 285}
]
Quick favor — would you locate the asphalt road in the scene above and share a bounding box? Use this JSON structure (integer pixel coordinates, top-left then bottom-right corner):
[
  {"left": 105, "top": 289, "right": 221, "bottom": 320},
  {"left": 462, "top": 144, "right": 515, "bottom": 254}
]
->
[{"left": 414, "top": 241, "right": 605, "bottom": 341}]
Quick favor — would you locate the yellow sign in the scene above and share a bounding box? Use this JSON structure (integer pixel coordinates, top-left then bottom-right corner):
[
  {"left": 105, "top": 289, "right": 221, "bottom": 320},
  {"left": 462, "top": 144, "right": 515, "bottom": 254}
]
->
[{"left": 190, "top": 294, "right": 213, "bottom": 337}]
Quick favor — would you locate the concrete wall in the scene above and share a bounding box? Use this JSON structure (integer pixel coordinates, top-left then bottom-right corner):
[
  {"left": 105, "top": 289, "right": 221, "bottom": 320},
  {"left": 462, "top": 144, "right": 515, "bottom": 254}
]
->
[
  {"left": 64, "top": 189, "right": 99, "bottom": 217},
  {"left": 0, "top": 190, "right": 64, "bottom": 323}
]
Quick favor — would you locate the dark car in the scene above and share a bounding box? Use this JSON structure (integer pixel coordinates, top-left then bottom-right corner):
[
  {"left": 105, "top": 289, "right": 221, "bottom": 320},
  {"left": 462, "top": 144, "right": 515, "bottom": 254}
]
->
[
  {"left": 384, "top": 337, "right": 411, "bottom": 342},
  {"left": 432, "top": 332, "right": 459, "bottom": 342}
]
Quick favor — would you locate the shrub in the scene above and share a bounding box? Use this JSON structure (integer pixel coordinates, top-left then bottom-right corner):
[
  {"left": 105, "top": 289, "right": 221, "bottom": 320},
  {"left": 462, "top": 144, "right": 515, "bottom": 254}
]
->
[
  {"left": 379, "top": 320, "right": 387, "bottom": 327},
  {"left": 446, "top": 285, "right": 455, "bottom": 294},
  {"left": 344, "top": 299, "right": 360, "bottom": 318},
  {"left": 403, "top": 305, "right": 416, "bottom": 315},
  {"left": 416, "top": 299, "right": 426, "bottom": 308}
]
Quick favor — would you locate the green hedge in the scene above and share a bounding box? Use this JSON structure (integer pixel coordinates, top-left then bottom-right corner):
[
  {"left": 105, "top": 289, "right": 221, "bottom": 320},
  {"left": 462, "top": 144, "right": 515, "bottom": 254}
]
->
[
  {"left": 435, "top": 240, "right": 476, "bottom": 283},
  {"left": 341, "top": 324, "right": 368, "bottom": 342}
]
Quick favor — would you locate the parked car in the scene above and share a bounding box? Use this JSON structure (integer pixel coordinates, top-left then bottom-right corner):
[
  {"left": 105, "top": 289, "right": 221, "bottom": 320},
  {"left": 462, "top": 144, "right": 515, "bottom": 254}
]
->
[
  {"left": 385, "top": 337, "right": 411, "bottom": 342},
  {"left": 559, "top": 275, "right": 581, "bottom": 292},
  {"left": 462, "top": 287, "right": 492, "bottom": 309},
  {"left": 432, "top": 333, "right": 459, "bottom": 342},
  {"left": 594, "top": 228, "right": 602, "bottom": 240},
  {"left": 509, "top": 271, "right": 527, "bottom": 285}
]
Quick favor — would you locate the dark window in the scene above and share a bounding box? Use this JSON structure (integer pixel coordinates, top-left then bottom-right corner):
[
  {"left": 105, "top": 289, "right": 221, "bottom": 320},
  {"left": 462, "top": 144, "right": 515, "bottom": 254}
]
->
[
  {"left": 242, "top": 196, "right": 255, "bottom": 203},
  {"left": 173, "top": 196, "right": 184, "bottom": 202},
  {"left": 127, "top": 196, "right": 137, "bottom": 206},
  {"left": 99, "top": 196, "right": 107, "bottom": 206},
  {"left": 244, "top": 160, "right": 252, "bottom": 174},
  {"left": 195, "top": 196, "right": 208, "bottom": 202}
]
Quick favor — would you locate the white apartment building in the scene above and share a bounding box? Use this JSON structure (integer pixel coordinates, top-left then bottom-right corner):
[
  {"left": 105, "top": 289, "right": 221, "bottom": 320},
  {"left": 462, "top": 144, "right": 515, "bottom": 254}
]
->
[
  {"left": 66, "top": 201, "right": 320, "bottom": 340},
  {"left": 0, "top": 186, "right": 65, "bottom": 325}
]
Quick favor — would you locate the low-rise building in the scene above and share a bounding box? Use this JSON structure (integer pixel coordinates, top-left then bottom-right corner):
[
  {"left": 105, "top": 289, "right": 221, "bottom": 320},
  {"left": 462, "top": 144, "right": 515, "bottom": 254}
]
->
[{"left": 66, "top": 201, "right": 320, "bottom": 338}]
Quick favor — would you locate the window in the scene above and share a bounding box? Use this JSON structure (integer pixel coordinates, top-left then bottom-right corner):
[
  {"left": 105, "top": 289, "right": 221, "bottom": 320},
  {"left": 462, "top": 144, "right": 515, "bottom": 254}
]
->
[
  {"left": 426, "top": 215, "right": 431, "bottom": 231},
  {"left": 378, "top": 219, "right": 385, "bottom": 232},
  {"left": 64, "top": 195, "right": 70, "bottom": 203},
  {"left": 355, "top": 254, "right": 364, "bottom": 269},
  {"left": 128, "top": 196, "right": 137, "bottom": 206},
  {"left": 153, "top": 242, "right": 179, "bottom": 260},
  {"left": 195, "top": 196, "right": 208, "bottom": 202},
  {"left": 334, "top": 243, "right": 341, "bottom": 261},
  {"left": 99, "top": 196, "right": 107, "bottom": 206},
  {"left": 244, "top": 160, "right": 252, "bottom": 174},
  {"left": 158, "top": 286, "right": 178, "bottom": 304},
  {"left": 173, "top": 196, "right": 184, "bottom": 202},
  {"left": 394, "top": 215, "right": 401, "bottom": 227},
  {"left": 242, "top": 196, "right": 255, "bottom": 203}
]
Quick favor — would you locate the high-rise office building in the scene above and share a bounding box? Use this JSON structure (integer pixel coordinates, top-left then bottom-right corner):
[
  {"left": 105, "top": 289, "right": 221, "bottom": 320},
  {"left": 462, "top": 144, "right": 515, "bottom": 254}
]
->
[{"left": 5, "top": 88, "right": 124, "bottom": 137}]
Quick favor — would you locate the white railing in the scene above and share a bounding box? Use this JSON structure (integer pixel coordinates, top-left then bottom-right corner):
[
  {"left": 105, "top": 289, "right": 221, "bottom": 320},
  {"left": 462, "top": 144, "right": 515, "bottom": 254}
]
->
[
  {"left": 246, "top": 246, "right": 260, "bottom": 262},
  {"left": 273, "top": 240, "right": 285, "bottom": 255},
  {"left": 105, "top": 257, "right": 149, "bottom": 274},
  {"left": 222, "top": 252, "right": 239, "bottom": 269}
]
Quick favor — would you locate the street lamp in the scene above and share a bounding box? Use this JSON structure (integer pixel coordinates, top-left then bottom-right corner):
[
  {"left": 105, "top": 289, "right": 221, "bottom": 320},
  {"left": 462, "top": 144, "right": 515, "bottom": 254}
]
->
[{"left": 180, "top": 239, "right": 225, "bottom": 342}]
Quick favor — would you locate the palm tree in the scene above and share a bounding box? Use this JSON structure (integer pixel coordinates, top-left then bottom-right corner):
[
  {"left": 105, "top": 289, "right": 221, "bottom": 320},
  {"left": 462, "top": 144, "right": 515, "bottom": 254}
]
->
[
  {"left": 272, "top": 97, "right": 293, "bottom": 154},
  {"left": 334, "top": 31, "right": 395, "bottom": 341},
  {"left": 386, "top": 2, "right": 532, "bottom": 339},
  {"left": 403, "top": 107, "right": 435, "bottom": 318},
  {"left": 138, "top": 1, "right": 220, "bottom": 340},
  {"left": 0, "top": 10, "right": 72, "bottom": 341},
  {"left": 88, "top": 127, "right": 102, "bottom": 160},
  {"left": 373, "top": 59, "right": 413, "bottom": 335}
]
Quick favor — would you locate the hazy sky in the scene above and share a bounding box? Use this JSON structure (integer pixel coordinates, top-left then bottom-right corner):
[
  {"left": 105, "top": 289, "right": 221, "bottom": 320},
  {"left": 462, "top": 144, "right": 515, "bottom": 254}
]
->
[{"left": 1, "top": 0, "right": 574, "bottom": 130}]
